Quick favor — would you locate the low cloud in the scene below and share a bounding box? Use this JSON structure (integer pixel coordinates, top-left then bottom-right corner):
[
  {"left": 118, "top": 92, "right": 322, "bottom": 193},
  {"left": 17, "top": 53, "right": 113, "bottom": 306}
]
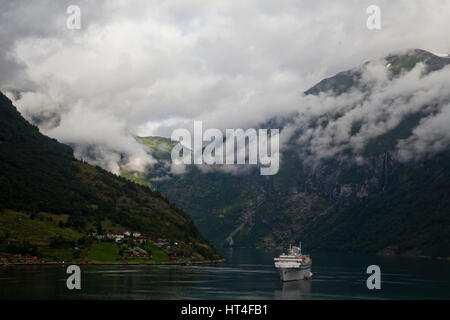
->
[
  {"left": 1, "top": 1, "right": 450, "bottom": 173},
  {"left": 44, "top": 103, "right": 156, "bottom": 173},
  {"left": 397, "top": 103, "right": 450, "bottom": 161},
  {"left": 281, "top": 57, "right": 450, "bottom": 166}
]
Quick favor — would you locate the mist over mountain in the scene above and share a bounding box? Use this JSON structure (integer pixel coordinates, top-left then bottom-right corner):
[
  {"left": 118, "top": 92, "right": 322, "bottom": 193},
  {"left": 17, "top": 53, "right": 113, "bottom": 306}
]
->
[
  {"left": 3, "top": 1, "right": 450, "bottom": 177},
  {"left": 281, "top": 49, "right": 450, "bottom": 165},
  {"left": 120, "top": 49, "right": 450, "bottom": 257},
  {"left": 0, "top": 91, "right": 219, "bottom": 261}
]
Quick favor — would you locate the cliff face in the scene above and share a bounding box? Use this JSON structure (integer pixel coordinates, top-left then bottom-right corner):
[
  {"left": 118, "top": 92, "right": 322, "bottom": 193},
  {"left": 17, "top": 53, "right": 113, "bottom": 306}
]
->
[
  {"left": 302, "top": 150, "right": 450, "bottom": 257},
  {"left": 130, "top": 139, "right": 450, "bottom": 258},
  {"left": 121, "top": 49, "right": 450, "bottom": 257},
  {"left": 308, "top": 152, "right": 390, "bottom": 204}
]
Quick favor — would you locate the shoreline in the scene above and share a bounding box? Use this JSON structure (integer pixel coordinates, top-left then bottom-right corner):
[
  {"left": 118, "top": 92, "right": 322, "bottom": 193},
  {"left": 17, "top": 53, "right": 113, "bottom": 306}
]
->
[
  {"left": 377, "top": 252, "right": 450, "bottom": 261},
  {"left": 0, "top": 258, "right": 226, "bottom": 267},
  {"left": 229, "top": 246, "right": 450, "bottom": 261}
]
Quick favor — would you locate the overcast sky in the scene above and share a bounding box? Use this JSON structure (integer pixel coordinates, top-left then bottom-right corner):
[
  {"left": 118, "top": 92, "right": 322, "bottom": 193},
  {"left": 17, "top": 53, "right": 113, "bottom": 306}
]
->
[{"left": 1, "top": 0, "right": 449, "bottom": 172}]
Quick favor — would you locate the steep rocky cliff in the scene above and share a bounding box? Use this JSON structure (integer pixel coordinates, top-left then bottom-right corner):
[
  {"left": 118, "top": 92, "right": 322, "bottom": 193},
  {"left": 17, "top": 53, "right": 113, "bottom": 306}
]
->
[{"left": 121, "top": 49, "right": 450, "bottom": 257}]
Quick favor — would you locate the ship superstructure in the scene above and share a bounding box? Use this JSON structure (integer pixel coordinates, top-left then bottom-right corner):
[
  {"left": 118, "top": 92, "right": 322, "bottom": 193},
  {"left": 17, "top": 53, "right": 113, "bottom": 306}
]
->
[{"left": 274, "top": 243, "right": 312, "bottom": 281}]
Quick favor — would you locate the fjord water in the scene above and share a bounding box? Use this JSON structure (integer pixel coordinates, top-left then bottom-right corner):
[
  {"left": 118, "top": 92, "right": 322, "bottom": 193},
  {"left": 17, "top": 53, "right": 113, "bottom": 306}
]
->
[{"left": 1, "top": 248, "right": 450, "bottom": 300}]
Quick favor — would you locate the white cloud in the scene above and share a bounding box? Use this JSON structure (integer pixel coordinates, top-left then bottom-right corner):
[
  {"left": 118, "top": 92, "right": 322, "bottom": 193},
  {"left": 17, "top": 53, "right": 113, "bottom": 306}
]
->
[
  {"left": 0, "top": 0, "right": 450, "bottom": 172},
  {"left": 45, "top": 103, "right": 156, "bottom": 173},
  {"left": 397, "top": 103, "right": 450, "bottom": 161},
  {"left": 283, "top": 60, "right": 450, "bottom": 165}
]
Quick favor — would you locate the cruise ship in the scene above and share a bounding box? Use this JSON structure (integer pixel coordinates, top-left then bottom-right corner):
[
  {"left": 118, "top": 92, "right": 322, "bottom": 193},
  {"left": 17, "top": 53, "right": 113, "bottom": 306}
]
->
[{"left": 274, "top": 243, "right": 312, "bottom": 281}]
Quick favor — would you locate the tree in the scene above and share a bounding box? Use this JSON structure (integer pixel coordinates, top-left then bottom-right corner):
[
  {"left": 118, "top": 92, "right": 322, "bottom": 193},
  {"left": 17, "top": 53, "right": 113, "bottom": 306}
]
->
[{"left": 96, "top": 221, "right": 103, "bottom": 235}]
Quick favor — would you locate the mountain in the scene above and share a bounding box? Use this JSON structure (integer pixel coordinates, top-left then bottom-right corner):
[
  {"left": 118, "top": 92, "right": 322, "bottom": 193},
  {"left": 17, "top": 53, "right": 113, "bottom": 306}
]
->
[
  {"left": 0, "top": 92, "right": 219, "bottom": 262},
  {"left": 123, "top": 49, "right": 450, "bottom": 258}
]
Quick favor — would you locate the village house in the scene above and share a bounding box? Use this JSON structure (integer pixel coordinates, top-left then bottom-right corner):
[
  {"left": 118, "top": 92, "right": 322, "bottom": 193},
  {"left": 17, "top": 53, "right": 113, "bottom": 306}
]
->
[
  {"left": 134, "top": 247, "right": 148, "bottom": 255},
  {"left": 89, "top": 232, "right": 105, "bottom": 240},
  {"left": 107, "top": 232, "right": 125, "bottom": 243},
  {"left": 90, "top": 230, "right": 146, "bottom": 244},
  {"left": 127, "top": 247, "right": 152, "bottom": 259},
  {"left": 155, "top": 238, "right": 169, "bottom": 248},
  {"left": 137, "top": 236, "right": 147, "bottom": 244}
]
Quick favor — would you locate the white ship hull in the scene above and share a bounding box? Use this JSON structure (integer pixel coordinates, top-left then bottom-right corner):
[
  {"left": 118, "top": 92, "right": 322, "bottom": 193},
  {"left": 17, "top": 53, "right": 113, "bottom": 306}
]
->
[
  {"left": 274, "top": 244, "right": 312, "bottom": 282},
  {"left": 277, "top": 264, "right": 312, "bottom": 282}
]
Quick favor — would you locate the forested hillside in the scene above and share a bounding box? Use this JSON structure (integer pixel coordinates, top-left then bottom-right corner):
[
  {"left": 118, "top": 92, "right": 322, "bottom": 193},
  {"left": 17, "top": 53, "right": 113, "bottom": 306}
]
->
[{"left": 0, "top": 92, "right": 219, "bottom": 262}]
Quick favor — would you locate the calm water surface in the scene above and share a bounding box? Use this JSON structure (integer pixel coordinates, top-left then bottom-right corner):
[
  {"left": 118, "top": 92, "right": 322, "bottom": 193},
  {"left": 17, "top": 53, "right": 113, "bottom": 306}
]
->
[{"left": 1, "top": 248, "right": 450, "bottom": 299}]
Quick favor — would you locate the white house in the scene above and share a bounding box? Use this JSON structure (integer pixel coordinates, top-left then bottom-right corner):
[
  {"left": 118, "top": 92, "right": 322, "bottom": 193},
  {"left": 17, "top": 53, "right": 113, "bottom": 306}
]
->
[{"left": 107, "top": 232, "right": 125, "bottom": 242}]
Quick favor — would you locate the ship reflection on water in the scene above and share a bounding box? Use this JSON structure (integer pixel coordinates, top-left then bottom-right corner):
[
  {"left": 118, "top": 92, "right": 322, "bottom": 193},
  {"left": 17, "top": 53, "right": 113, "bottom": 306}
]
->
[{"left": 274, "top": 280, "right": 312, "bottom": 300}]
